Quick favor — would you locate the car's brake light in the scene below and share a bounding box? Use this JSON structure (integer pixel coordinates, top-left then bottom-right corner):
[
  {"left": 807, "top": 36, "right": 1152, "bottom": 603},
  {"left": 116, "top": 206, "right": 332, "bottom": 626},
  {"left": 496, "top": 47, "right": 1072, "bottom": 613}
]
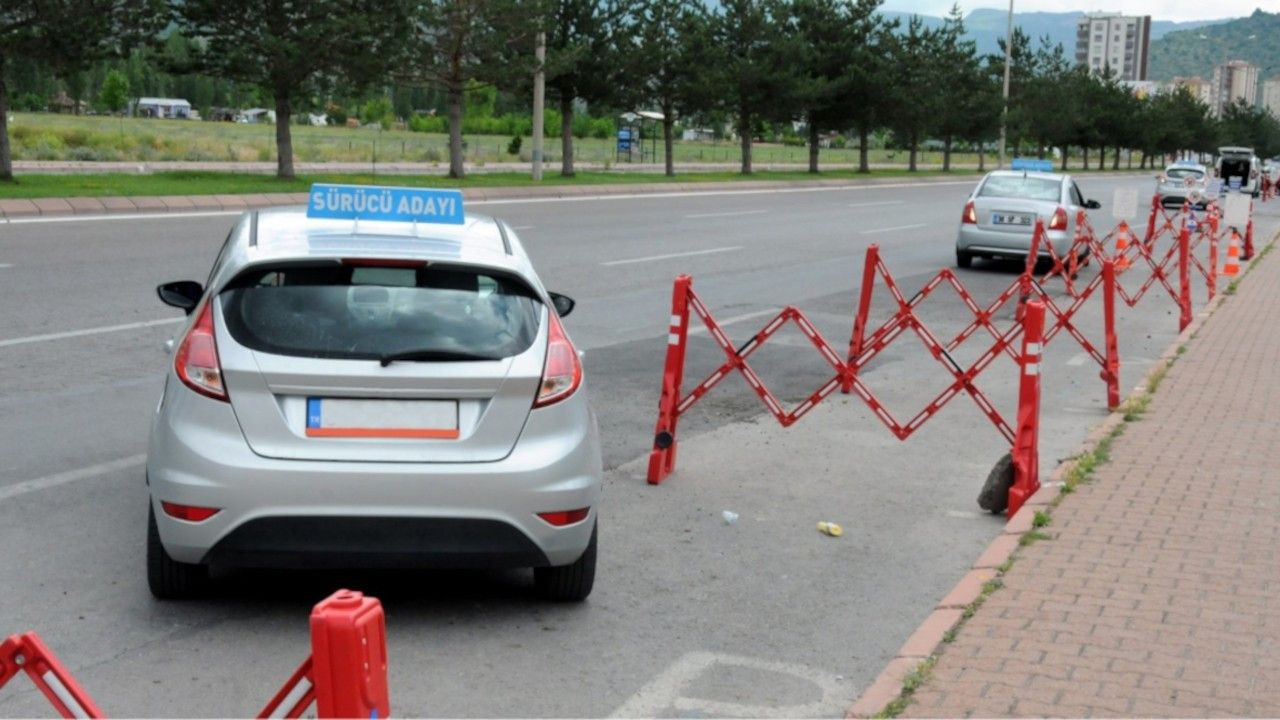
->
[
  {"left": 537, "top": 508, "right": 590, "bottom": 526},
  {"left": 161, "top": 501, "right": 220, "bottom": 522},
  {"left": 1049, "top": 206, "right": 1069, "bottom": 231},
  {"left": 533, "top": 309, "right": 582, "bottom": 408},
  {"left": 174, "top": 299, "right": 228, "bottom": 401},
  {"left": 962, "top": 200, "right": 977, "bottom": 225}
]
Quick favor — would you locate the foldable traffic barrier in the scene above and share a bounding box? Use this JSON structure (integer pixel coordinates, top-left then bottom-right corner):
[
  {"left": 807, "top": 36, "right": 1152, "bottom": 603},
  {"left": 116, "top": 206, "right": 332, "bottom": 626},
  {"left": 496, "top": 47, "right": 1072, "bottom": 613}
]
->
[
  {"left": 0, "top": 632, "right": 104, "bottom": 718},
  {"left": 2, "top": 590, "right": 389, "bottom": 719},
  {"left": 646, "top": 243, "right": 1057, "bottom": 517},
  {"left": 259, "top": 589, "right": 390, "bottom": 720}
]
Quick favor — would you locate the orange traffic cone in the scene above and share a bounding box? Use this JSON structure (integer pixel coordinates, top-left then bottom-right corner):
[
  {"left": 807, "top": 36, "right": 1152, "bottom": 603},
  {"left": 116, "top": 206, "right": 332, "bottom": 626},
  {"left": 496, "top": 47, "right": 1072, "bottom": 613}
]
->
[
  {"left": 1114, "top": 222, "right": 1132, "bottom": 271},
  {"left": 1222, "top": 230, "right": 1241, "bottom": 277}
]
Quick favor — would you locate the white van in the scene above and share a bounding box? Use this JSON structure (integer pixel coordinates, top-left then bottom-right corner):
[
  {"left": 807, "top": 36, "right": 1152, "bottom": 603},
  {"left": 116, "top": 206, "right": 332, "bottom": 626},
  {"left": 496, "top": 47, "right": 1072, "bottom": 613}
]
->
[{"left": 1216, "top": 146, "right": 1261, "bottom": 198}]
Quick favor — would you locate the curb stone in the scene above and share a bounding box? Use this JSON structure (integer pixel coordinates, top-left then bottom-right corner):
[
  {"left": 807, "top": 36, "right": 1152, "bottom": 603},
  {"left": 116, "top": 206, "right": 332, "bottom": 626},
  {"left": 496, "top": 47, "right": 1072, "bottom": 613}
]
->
[{"left": 845, "top": 224, "right": 1278, "bottom": 719}]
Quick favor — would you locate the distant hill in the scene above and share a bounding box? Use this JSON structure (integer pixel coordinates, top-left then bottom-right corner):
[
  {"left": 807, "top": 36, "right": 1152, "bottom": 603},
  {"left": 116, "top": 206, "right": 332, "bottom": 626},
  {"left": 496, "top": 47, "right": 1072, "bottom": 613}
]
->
[
  {"left": 880, "top": 8, "right": 1228, "bottom": 58},
  {"left": 1146, "top": 9, "right": 1280, "bottom": 82}
]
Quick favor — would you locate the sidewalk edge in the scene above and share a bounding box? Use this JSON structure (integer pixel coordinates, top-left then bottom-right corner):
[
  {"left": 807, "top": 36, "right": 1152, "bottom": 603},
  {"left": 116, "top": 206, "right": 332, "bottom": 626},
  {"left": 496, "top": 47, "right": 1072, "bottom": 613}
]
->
[{"left": 845, "top": 223, "right": 1279, "bottom": 719}]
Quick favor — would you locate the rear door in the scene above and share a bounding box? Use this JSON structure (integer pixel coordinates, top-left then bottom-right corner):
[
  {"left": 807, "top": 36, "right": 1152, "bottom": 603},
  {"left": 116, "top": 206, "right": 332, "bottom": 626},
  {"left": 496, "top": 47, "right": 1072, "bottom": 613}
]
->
[{"left": 214, "top": 261, "right": 546, "bottom": 463}]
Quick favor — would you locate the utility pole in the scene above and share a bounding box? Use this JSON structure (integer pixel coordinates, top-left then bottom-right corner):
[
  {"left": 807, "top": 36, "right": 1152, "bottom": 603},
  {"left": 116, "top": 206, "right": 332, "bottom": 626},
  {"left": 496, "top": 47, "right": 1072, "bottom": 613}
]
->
[
  {"left": 997, "top": 0, "right": 1013, "bottom": 169},
  {"left": 532, "top": 31, "right": 546, "bottom": 181}
]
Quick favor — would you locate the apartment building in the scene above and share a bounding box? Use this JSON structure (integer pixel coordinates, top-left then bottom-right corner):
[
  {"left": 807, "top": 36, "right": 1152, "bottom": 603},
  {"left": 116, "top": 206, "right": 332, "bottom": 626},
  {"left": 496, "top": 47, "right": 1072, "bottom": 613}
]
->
[{"left": 1075, "top": 13, "right": 1152, "bottom": 81}]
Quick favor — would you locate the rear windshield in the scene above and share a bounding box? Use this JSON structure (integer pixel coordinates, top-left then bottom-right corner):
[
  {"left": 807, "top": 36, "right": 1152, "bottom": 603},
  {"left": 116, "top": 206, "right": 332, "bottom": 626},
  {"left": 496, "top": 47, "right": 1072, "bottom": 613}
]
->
[
  {"left": 978, "top": 176, "right": 1062, "bottom": 202},
  {"left": 1166, "top": 168, "right": 1203, "bottom": 180},
  {"left": 219, "top": 264, "right": 541, "bottom": 361}
]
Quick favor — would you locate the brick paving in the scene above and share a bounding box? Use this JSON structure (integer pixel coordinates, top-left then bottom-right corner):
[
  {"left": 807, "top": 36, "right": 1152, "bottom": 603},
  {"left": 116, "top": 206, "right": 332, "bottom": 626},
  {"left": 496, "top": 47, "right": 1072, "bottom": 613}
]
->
[{"left": 904, "top": 247, "right": 1280, "bottom": 717}]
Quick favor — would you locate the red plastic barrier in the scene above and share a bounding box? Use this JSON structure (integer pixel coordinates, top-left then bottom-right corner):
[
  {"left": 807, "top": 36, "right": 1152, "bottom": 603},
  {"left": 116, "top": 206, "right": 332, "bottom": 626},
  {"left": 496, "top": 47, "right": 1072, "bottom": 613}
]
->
[
  {"left": 260, "top": 589, "right": 390, "bottom": 720},
  {"left": 0, "top": 632, "right": 104, "bottom": 719},
  {"left": 1008, "top": 300, "right": 1045, "bottom": 518}
]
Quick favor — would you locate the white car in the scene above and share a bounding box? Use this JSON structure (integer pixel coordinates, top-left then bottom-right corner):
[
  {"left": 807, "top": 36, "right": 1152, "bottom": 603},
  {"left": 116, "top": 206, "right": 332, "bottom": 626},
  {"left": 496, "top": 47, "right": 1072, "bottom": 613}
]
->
[{"left": 1157, "top": 162, "right": 1210, "bottom": 209}]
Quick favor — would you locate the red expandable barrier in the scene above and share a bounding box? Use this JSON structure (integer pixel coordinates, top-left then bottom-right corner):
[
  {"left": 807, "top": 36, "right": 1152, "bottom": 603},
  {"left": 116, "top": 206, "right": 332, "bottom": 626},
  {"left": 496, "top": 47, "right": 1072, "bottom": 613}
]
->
[
  {"left": 1008, "top": 300, "right": 1045, "bottom": 518},
  {"left": 259, "top": 590, "right": 390, "bottom": 720},
  {"left": 0, "top": 632, "right": 105, "bottom": 719}
]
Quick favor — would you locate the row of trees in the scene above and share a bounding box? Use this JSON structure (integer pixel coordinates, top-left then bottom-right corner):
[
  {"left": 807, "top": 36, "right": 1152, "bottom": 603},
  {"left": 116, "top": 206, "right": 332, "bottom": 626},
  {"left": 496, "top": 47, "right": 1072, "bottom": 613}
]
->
[{"left": 3, "top": 0, "right": 1279, "bottom": 182}]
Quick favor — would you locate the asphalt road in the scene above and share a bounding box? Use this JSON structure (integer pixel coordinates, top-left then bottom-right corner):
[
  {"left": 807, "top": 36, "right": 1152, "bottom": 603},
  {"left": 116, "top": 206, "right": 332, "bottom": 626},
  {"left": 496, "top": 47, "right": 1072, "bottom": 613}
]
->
[{"left": 2, "top": 176, "right": 1274, "bottom": 717}]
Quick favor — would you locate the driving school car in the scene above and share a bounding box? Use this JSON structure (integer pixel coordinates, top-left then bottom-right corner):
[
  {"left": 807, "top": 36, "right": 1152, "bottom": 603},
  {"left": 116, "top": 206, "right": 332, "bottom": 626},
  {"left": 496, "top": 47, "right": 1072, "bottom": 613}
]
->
[
  {"left": 146, "top": 184, "right": 603, "bottom": 601},
  {"left": 956, "top": 158, "right": 1100, "bottom": 268},
  {"left": 1157, "top": 162, "right": 1209, "bottom": 209}
]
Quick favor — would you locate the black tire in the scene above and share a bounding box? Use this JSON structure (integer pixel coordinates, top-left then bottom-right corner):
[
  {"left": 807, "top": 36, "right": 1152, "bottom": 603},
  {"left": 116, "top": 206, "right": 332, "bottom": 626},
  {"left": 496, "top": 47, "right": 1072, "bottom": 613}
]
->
[
  {"left": 147, "top": 504, "right": 210, "bottom": 599},
  {"left": 534, "top": 522, "right": 597, "bottom": 602},
  {"left": 956, "top": 249, "right": 973, "bottom": 269},
  {"left": 977, "top": 453, "right": 1014, "bottom": 514}
]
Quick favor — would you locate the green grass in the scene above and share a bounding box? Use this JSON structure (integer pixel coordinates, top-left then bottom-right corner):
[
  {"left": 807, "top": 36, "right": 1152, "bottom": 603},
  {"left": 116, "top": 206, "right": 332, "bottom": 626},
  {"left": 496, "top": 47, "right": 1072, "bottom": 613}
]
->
[{"left": 0, "top": 167, "right": 986, "bottom": 199}]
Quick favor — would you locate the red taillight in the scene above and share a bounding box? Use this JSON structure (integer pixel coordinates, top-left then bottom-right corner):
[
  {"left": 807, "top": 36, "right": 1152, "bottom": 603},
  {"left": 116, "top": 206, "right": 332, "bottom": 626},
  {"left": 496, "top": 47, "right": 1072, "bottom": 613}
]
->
[
  {"left": 161, "top": 501, "right": 220, "bottom": 522},
  {"left": 962, "top": 200, "right": 977, "bottom": 225},
  {"left": 533, "top": 309, "right": 582, "bottom": 408},
  {"left": 537, "top": 508, "right": 590, "bottom": 527},
  {"left": 1048, "top": 206, "right": 1068, "bottom": 231},
  {"left": 174, "top": 299, "right": 227, "bottom": 401}
]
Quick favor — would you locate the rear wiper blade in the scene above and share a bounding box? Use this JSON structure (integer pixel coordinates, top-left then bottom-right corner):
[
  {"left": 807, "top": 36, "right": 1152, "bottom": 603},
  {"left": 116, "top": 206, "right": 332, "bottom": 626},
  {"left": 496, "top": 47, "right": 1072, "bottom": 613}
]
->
[{"left": 379, "top": 349, "right": 501, "bottom": 366}]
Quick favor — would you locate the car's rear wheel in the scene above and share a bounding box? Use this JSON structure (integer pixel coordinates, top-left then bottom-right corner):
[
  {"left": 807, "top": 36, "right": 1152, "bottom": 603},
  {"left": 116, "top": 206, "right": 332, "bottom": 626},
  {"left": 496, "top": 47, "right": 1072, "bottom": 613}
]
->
[
  {"left": 534, "top": 522, "right": 596, "bottom": 602},
  {"left": 147, "top": 504, "right": 209, "bottom": 599},
  {"left": 955, "top": 249, "right": 973, "bottom": 269}
]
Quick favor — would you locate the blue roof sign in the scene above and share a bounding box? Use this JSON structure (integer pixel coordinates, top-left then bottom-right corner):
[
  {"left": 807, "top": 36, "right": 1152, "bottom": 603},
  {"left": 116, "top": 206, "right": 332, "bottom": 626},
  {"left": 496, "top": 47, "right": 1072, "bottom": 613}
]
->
[
  {"left": 1011, "top": 158, "right": 1054, "bottom": 172},
  {"left": 307, "top": 184, "right": 465, "bottom": 225}
]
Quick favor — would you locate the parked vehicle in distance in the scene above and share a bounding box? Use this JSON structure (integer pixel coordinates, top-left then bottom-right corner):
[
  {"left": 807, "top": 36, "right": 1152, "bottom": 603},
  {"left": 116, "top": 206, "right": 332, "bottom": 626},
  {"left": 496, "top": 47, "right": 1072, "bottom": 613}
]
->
[
  {"left": 1215, "top": 146, "right": 1260, "bottom": 198},
  {"left": 956, "top": 160, "right": 1100, "bottom": 269},
  {"left": 1157, "top": 161, "right": 1210, "bottom": 209},
  {"left": 146, "top": 186, "right": 603, "bottom": 602}
]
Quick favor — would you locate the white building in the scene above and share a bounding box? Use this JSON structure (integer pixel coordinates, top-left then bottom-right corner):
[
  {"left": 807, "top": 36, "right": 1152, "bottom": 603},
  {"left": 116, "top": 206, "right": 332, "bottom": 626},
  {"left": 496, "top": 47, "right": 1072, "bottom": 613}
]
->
[
  {"left": 1075, "top": 13, "right": 1151, "bottom": 81},
  {"left": 1209, "top": 60, "right": 1260, "bottom": 116},
  {"left": 133, "top": 97, "right": 192, "bottom": 119},
  {"left": 1261, "top": 76, "right": 1280, "bottom": 120}
]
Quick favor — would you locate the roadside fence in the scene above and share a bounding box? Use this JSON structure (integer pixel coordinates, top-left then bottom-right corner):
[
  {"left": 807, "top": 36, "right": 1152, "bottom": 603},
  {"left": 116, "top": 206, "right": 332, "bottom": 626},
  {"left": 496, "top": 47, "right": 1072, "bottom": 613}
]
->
[{"left": 0, "top": 589, "right": 389, "bottom": 719}]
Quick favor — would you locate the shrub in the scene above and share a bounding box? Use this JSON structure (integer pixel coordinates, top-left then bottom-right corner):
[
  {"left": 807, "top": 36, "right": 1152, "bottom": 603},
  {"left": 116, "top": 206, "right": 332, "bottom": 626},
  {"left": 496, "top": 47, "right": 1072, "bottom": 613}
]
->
[
  {"left": 507, "top": 135, "right": 522, "bottom": 155},
  {"left": 409, "top": 113, "right": 446, "bottom": 133}
]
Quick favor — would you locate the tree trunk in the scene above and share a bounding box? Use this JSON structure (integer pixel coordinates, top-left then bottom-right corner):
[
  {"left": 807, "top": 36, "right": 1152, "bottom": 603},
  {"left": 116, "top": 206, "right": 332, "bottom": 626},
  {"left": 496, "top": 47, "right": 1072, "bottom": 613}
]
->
[
  {"left": 978, "top": 139, "right": 985, "bottom": 171},
  {"left": 807, "top": 117, "right": 819, "bottom": 173},
  {"left": 1113, "top": 146, "right": 1121, "bottom": 171},
  {"left": 1060, "top": 147, "right": 1068, "bottom": 171},
  {"left": 274, "top": 95, "right": 294, "bottom": 180},
  {"left": 0, "top": 67, "right": 12, "bottom": 181},
  {"left": 943, "top": 135, "right": 952, "bottom": 172},
  {"left": 1098, "top": 146, "right": 1106, "bottom": 171},
  {"left": 1082, "top": 146, "right": 1089, "bottom": 169},
  {"left": 738, "top": 110, "right": 752, "bottom": 175},
  {"left": 858, "top": 126, "right": 870, "bottom": 173},
  {"left": 446, "top": 82, "right": 465, "bottom": 179},
  {"left": 559, "top": 95, "right": 574, "bottom": 177},
  {"left": 908, "top": 132, "right": 918, "bottom": 172},
  {"left": 662, "top": 105, "right": 674, "bottom": 177}
]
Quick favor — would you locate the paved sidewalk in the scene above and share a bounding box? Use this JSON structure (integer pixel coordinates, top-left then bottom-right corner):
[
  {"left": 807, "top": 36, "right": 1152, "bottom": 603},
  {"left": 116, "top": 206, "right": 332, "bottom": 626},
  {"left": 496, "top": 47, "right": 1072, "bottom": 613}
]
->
[{"left": 898, "top": 242, "right": 1280, "bottom": 716}]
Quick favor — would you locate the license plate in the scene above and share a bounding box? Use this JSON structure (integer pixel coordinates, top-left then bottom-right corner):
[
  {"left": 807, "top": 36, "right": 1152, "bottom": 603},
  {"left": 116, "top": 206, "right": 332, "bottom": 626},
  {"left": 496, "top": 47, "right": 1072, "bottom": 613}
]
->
[
  {"left": 992, "top": 213, "right": 1032, "bottom": 226},
  {"left": 306, "top": 398, "right": 459, "bottom": 439}
]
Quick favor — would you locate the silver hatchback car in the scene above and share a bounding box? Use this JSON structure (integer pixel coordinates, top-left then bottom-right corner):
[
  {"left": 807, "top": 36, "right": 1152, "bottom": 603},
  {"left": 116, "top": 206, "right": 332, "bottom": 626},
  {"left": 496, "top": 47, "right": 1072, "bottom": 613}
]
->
[
  {"left": 956, "top": 169, "right": 1100, "bottom": 268},
  {"left": 147, "top": 190, "right": 602, "bottom": 601}
]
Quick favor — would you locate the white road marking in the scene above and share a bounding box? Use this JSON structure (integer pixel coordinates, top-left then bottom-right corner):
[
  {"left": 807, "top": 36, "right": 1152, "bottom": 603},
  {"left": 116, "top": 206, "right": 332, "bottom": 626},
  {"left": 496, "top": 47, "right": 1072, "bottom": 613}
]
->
[
  {"left": 1, "top": 210, "right": 243, "bottom": 225},
  {"left": 0, "top": 317, "right": 183, "bottom": 349},
  {"left": 0, "top": 454, "right": 145, "bottom": 502},
  {"left": 687, "top": 309, "right": 779, "bottom": 337},
  {"left": 848, "top": 201, "right": 905, "bottom": 208},
  {"left": 859, "top": 223, "right": 929, "bottom": 235},
  {"left": 1066, "top": 352, "right": 1089, "bottom": 366},
  {"left": 0, "top": 263, "right": 12, "bottom": 268},
  {"left": 511, "top": 225, "right": 534, "bottom": 230},
  {"left": 685, "top": 209, "right": 767, "bottom": 219},
  {"left": 609, "top": 651, "right": 846, "bottom": 719},
  {"left": 602, "top": 246, "right": 741, "bottom": 267},
  {"left": 946, "top": 509, "right": 981, "bottom": 519}
]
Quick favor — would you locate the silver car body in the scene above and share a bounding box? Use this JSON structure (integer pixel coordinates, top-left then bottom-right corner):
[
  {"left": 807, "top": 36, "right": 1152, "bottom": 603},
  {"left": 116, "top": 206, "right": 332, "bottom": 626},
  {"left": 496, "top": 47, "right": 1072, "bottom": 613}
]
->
[
  {"left": 148, "top": 207, "right": 602, "bottom": 572},
  {"left": 1157, "top": 162, "right": 1209, "bottom": 208},
  {"left": 956, "top": 170, "right": 1091, "bottom": 262}
]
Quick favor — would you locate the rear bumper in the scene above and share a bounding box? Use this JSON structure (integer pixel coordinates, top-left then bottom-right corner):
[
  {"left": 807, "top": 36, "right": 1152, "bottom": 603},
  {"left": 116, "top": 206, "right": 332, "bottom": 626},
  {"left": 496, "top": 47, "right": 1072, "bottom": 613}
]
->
[
  {"left": 147, "top": 377, "right": 603, "bottom": 568},
  {"left": 956, "top": 225, "right": 1074, "bottom": 258}
]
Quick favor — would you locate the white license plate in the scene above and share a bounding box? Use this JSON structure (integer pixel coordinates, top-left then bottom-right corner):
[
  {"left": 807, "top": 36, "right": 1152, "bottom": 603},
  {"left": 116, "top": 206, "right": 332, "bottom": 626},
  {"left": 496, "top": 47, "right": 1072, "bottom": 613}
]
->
[
  {"left": 992, "top": 213, "right": 1033, "bottom": 226},
  {"left": 306, "top": 398, "right": 459, "bottom": 439}
]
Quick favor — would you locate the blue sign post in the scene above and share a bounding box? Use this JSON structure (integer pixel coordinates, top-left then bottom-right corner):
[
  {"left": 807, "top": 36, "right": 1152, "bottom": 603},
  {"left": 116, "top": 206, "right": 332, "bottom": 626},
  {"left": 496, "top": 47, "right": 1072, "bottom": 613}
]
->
[
  {"left": 617, "top": 129, "right": 633, "bottom": 153},
  {"left": 306, "top": 184, "right": 466, "bottom": 225}
]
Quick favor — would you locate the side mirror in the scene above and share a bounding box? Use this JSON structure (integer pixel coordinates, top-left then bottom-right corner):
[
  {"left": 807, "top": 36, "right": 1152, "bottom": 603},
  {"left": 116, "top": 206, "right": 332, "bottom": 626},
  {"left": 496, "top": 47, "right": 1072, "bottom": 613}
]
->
[
  {"left": 548, "top": 292, "right": 576, "bottom": 318},
  {"left": 1085, "top": 199, "right": 1102, "bottom": 210},
  {"left": 157, "top": 281, "right": 204, "bottom": 314}
]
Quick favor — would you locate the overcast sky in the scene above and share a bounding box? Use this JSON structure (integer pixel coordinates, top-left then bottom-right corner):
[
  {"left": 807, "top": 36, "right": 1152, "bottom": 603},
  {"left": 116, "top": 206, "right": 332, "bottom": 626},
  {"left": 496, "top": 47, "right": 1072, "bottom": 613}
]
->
[{"left": 879, "top": 0, "right": 1260, "bottom": 22}]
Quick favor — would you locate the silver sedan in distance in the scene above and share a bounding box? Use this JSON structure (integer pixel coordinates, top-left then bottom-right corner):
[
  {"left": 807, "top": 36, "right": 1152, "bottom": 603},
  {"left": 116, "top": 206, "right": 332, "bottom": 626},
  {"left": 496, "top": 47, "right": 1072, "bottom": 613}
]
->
[
  {"left": 1157, "top": 162, "right": 1210, "bottom": 209},
  {"left": 956, "top": 169, "right": 1100, "bottom": 269},
  {"left": 147, "top": 191, "right": 602, "bottom": 602}
]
